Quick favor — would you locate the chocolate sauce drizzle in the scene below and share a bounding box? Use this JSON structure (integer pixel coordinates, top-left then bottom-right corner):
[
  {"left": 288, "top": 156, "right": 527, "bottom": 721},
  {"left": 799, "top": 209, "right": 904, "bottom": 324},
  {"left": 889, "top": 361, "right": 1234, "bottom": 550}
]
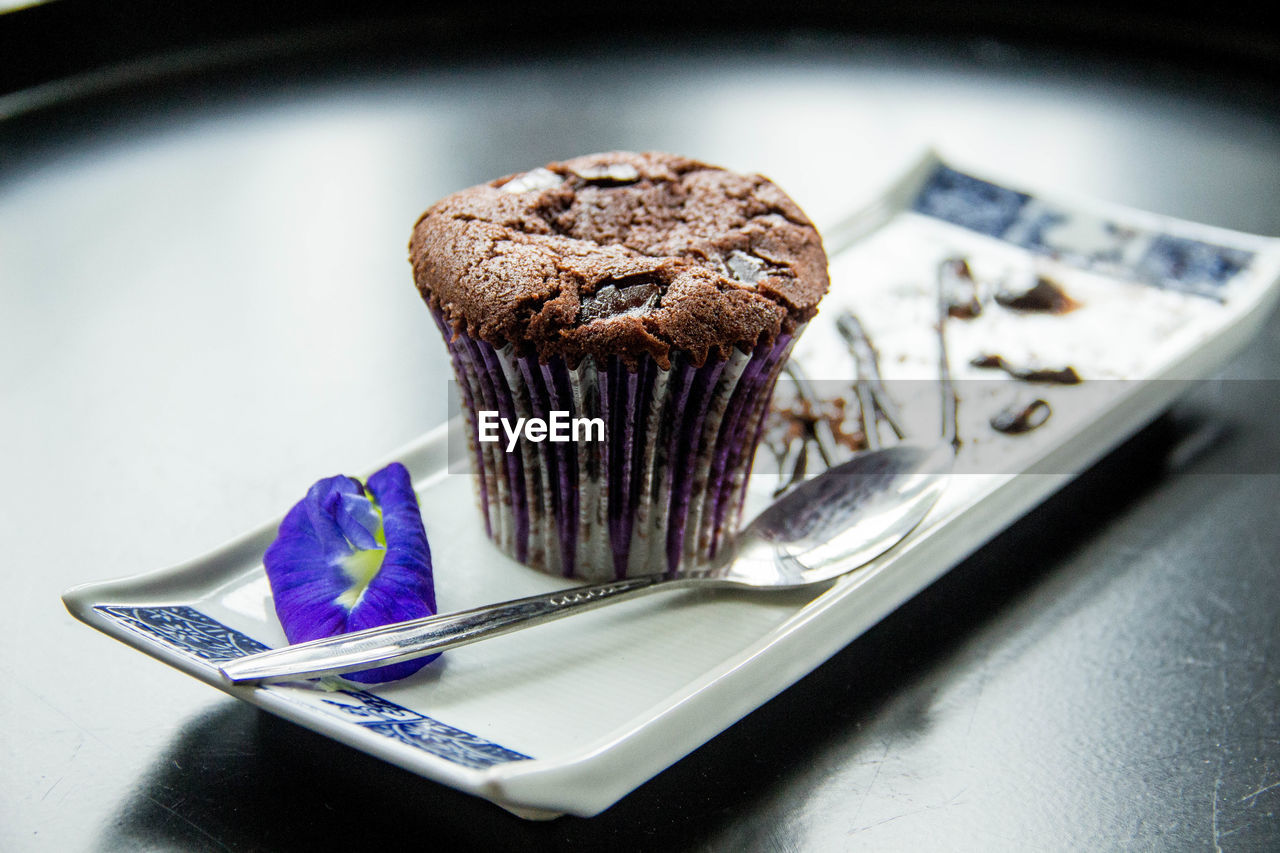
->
[
  {"left": 937, "top": 259, "right": 964, "bottom": 451},
  {"left": 971, "top": 354, "right": 1082, "bottom": 385},
  {"left": 767, "top": 254, "right": 1086, "bottom": 492},
  {"left": 990, "top": 398, "right": 1052, "bottom": 434},
  {"left": 939, "top": 257, "right": 983, "bottom": 320},
  {"left": 836, "top": 312, "right": 905, "bottom": 448},
  {"left": 995, "top": 276, "right": 1080, "bottom": 314}
]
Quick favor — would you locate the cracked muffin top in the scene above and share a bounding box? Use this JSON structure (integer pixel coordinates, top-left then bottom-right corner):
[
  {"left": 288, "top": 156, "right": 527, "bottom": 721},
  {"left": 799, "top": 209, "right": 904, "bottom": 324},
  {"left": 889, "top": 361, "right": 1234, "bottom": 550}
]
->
[{"left": 409, "top": 151, "right": 829, "bottom": 369}]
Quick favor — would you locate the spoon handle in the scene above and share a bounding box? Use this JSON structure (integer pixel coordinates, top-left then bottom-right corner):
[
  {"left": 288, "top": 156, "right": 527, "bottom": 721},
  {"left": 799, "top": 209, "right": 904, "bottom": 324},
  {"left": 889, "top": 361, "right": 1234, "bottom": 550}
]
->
[{"left": 219, "top": 572, "right": 689, "bottom": 685}]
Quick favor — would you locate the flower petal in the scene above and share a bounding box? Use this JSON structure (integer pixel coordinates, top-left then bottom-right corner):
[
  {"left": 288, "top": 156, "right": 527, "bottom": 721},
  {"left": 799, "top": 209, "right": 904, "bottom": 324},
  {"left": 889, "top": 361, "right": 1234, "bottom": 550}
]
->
[
  {"left": 334, "top": 489, "right": 383, "bottom": 550},
  {"left": 263, "top": 462, "right": 438, "bottom": 683}
]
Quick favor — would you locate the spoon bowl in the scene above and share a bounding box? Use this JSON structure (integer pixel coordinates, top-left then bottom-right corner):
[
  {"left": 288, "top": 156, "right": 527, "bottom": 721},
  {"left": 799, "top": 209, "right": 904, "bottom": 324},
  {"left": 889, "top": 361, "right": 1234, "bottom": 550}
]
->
[{"left": 721, "top": 442, "right": 955, "bottom": 588}]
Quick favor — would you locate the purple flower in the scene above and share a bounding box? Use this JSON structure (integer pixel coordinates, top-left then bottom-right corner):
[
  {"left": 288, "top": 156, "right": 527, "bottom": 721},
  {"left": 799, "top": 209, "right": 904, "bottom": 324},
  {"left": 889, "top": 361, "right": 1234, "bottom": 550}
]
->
[{"left": 263, "top": 462, "right": 437, "bottom": 683}]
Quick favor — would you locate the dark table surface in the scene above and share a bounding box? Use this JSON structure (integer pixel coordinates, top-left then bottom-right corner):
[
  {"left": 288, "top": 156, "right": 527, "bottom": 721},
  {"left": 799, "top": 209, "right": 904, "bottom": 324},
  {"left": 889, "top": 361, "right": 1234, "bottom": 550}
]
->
[{"left": 4, "top": 10, "right": 1279, "bottom": 851}]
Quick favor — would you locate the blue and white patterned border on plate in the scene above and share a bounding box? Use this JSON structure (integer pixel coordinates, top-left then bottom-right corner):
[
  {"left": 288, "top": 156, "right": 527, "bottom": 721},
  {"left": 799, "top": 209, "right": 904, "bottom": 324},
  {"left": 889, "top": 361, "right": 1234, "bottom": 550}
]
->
[
  {"left": 95, "top": 605, "right": 531, "bottom": 770},
  {"left": 912, "top": 163, "right": 1255, "bottom": 298},
  {"left": 97, "top": 605, "right": 271, "bottom": 660}
]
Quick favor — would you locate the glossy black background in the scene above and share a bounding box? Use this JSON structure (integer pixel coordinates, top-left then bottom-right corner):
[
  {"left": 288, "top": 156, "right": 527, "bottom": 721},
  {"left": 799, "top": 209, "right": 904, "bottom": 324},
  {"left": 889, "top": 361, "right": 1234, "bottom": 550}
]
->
[{"left": 4, "top": 5, "right": 1279, "bottom": 850}]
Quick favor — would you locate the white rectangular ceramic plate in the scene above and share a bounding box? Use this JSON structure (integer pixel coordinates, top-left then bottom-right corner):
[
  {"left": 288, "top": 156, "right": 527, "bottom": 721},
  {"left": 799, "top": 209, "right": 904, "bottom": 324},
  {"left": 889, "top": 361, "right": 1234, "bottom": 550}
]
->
[{"left": 63, "top": 152, "right": 1280, "bottom": 819}]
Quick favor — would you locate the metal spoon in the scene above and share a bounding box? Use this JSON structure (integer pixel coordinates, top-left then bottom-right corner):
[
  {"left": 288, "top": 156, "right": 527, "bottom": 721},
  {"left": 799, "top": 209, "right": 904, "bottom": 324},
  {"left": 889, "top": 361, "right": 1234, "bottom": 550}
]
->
[
  {"left": 219, "top": 442, "right": 954, "bottom": 685},
  {"left": 221, "top": 269, "right": 963, "bottom": 687}
]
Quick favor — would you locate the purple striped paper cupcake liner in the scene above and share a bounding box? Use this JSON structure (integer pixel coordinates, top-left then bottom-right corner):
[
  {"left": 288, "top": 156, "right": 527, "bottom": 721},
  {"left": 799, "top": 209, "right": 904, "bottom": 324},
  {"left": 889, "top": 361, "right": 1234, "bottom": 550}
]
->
[{"left": 433, "top": 308, "right": 798, "bottom": 581}]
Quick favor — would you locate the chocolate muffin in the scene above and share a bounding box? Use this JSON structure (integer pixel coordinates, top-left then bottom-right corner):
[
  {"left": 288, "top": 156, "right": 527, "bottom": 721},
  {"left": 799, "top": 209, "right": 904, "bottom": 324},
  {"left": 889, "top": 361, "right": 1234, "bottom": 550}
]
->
[{"left": 411, "top": 151, "right": 829, "bottom": 580}]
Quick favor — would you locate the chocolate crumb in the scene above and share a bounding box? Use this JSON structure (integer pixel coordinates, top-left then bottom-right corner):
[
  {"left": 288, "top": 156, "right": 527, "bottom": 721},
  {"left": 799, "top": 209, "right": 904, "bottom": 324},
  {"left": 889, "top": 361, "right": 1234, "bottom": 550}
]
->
[{"left": 765, "top": 394, "right": 867, "bottom": 496}]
